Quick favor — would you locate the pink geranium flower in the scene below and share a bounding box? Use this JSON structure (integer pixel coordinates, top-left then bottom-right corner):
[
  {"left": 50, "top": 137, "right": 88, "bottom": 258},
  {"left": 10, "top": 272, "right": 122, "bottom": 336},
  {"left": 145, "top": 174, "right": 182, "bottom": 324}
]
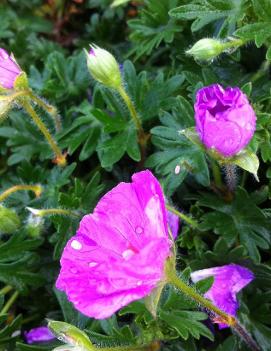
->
[
  {"left": 0, "top": 48, "right": 21, "bottom": 89},
  {"left": 56, "top": 170, "right": 172, "bottom": 319}
]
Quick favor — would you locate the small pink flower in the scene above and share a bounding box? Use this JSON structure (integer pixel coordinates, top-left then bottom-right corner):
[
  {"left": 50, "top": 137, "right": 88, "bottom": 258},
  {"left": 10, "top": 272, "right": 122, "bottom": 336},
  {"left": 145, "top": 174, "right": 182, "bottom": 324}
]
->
[
  {"left": 24, "top": 326, "right": 55, "bottom": 344},
  {"left": 0, "top": 48, "right": 21, "bottom": 89},
  {"left": 191, "top": 264, "right": 254, "bottom": 328},
  {"left": 56, "top": 170, "right": 172, "bottom": 319}
]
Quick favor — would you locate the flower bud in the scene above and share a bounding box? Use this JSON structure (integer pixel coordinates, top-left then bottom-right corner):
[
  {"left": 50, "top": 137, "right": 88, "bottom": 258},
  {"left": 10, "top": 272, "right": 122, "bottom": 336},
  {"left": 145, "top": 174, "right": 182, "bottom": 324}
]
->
[
  {"left": 85, "top": 45, "right": 122, "bottom": 89},
  {"left": 186, "top": 38, "right": 224, "bottom": 61},
  {"left": 194, "top": 84, "right": 256, "bottom": 157},
  {"left": 0, "top": 48, "right": 22, "bottom": 89},
  {"left": 0, "top": 205, "right": 20, "bottom": 234},
  {"left": 26, "top": 213, "right": 44, "bottom": 237},
  {"left": 48, "top": 320, "right": 94, "bottom": 350}
]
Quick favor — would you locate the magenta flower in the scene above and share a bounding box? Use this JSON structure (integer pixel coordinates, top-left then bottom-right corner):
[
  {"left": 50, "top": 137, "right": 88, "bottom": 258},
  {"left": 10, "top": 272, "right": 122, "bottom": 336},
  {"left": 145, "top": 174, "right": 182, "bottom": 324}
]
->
[
  {"left": 166, "top": 209, "right": 179, "bottom": 239},
  {"left": 194, "top": 84, "right": 256, "bottom": 157},
  {"left": 56, "top": 170, "right": 172, "bottom": 319},
  {"left": 191, "top": 264, "right": 254, "bottom": 328},
  {"left": 0, "top": 48, "right": 21, "bottom": 89},
  {"left": 24, "top": 326, "right": 55, "bottom": 344}
]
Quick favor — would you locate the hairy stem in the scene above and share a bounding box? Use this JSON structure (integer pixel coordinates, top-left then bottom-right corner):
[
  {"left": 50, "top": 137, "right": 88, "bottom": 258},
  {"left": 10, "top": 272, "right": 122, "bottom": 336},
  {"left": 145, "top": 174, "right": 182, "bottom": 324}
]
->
[
  {"left": 27, "top": 207, "right": 80, "bottom": 218},
  {"left": 0, "top": 291, "right": 19, "bottom": 315},
  {"left": 0, "top": 285, "right": 13, "bottom": 295},
  {"left": 166, "top": 204, "right": 198, "bottom": 228},
  {"left": 0, "top": 184, "right": 42, "bottom": 202},
  {"left": 117, "top": 85, "right": 148, "bottom": 164},
  {"left": 118, "top": 86, "right": 143, "bottom": 132},
  {"left": 21, "top": 100, "right": 66, "bottom": 167},
  {"left": 29, "top": 93, "right": 62, "bottom": 131},
  {"left": 222, "top": 38, "right": 246, "bottom": 51}
]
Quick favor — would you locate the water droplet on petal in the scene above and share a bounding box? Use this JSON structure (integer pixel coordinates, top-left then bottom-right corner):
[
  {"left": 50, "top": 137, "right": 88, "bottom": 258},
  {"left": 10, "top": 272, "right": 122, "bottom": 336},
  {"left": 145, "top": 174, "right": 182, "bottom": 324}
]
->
[
  {"left": 71, "top": 239, "right": 82, "bottom": 250},
  {"left": 89, "top": 262, "right": 98, "bottom": 268},
  {"left": 137, "top": 281, "right": 142, "bottom": 286},
  {"left": 70, "top": 267, "right": 78, "bottom": 274},
  {"left": 135, "top": 226, "right": 143, "bottom": 234},
  {"left": 122, "top": 249, "right": 135, "bottom": 260}
]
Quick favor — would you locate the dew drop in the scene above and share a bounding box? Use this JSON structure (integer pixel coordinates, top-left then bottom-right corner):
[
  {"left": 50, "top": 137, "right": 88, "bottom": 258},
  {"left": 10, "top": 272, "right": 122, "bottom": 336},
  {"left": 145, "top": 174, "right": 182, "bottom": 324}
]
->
[
  {"left": 70, "top": 267, "right": 78, "bottom": 274},
  {"left": 137, "top": 281, "right": 142, "bottom": 286},
  {"left": 175, "top": 165, "right": 181, "bottom": 175},
  {"left": 135, "top": 226, "right": 143, "bottom": 235},
  {"left": 71, "top": 239, "right": 82, "bottom": 250},
  {"left": 122, "top": 249, "right": 135, "bottom": 260},
  {"left": 89, "top": 262, "right": 98, "bottom": 268}
]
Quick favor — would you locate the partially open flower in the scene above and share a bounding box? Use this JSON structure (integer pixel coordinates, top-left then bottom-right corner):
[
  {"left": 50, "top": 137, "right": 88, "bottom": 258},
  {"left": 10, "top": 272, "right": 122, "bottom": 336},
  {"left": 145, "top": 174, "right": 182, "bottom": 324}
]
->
[
  {"left": 191, "top": 264, "right": 254, "bottom": 328},
  {"left": 24, "top": 326, "right": 55, "bottom": 344},
  {"left": 85, "top": 45, "right": 122, "bottom": 89},
  {"left": 194, "top": 84, "right": 256, "bottom": 157},
  {"left": 56, "top": 170, "right": 172, "bottom": 319},
  {"left": 0, "top": 48, "right": 21, "bottom": 89}
]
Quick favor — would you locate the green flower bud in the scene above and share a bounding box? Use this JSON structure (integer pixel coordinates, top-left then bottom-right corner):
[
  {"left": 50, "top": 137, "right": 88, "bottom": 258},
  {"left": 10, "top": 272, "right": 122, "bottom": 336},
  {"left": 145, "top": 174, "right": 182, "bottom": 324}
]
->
[
  {"left": 48, "top": 320, "right": 94, "bottom": 350},
  {"left": 0, "top": 206, "right": 20, "bottom": 234},
  {"left": 26, "top": 213, "right": 44, "bottom": 237},
  {"left": 186, "top": 38, "right": 224, "bottom": 61},
  {"left": 85, "top": 45, "right": 122, "bottom": 89}
]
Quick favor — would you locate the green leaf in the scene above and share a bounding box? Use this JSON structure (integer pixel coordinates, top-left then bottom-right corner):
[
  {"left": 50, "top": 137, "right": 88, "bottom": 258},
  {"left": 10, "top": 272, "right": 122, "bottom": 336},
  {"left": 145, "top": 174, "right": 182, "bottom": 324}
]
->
[
  {"left": 169, "top": 0, "right": 245, "bottom": 33},
  {"left": 97, "top": 124, "right": 140, "bottom": 168},
  {"left": 252, "top": 0, "right": 271, "bottom": 21},
  {"left": 159, "top": 310, "right": 213, "bottom": 341},
  {"left": 241, "top": 82, "right": 252, "bottom": 96},
  {"left": 198, "top": 187, "right": 271, "bottom": 262},
  {"left": 234, "top": 22, "right": 271, "bottom": 47},
  {"left": 128, "top": 0, "right": 182, "bottom": 59},
  {"left": 266, "top": 46, "right": 271, "bottom": 60},
  {"left": 194, "top": 276, "right": 214, "bottom": 294}
]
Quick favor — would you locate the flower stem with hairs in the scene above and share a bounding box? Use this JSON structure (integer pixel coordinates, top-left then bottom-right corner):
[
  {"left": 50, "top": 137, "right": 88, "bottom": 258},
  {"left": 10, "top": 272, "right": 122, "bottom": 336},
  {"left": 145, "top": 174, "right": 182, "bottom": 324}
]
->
[
  {"left": 0, "top": 184, "right": 42, "bottom": 202},
  {"left": 27, "top": 207, "right": 80, "bottom": 218},
  {"left": 29, "top": 93, "right": 62, "bottom": 131},
  {"left": 117, "top": 85, "right": 148, "bottom": 163},
  {"left": 21, "top": 100, "right": 66, "bottom": 166},
  {"left": 0, "top": 291, "right": 19, "bottom": 315},
  {"left": 0, "top": 285, "right": 13, "bottom": 295}
]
